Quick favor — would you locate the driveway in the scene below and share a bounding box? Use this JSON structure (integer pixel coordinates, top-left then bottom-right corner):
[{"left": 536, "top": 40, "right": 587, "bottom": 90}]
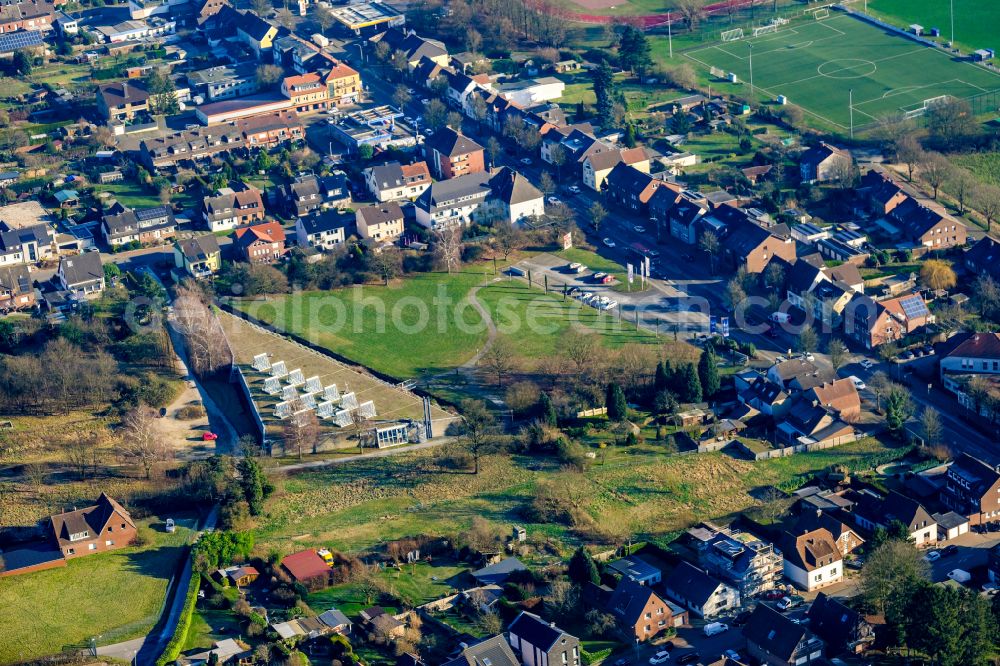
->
[{"left": 924, "top": 532, "right": 1000, "bottom": 585}]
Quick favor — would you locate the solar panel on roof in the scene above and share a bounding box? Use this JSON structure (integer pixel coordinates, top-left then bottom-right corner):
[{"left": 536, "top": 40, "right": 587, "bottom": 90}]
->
[
  {"left": 900, "top": 295, "right": 929, "bottom": 319},
  {"left": 0, "top": 30, "right": 44, "bottom": 53}
]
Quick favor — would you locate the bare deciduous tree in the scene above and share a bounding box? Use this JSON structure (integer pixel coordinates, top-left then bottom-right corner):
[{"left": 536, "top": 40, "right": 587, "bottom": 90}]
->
[
  {"left": 173, "top": 282, "right": 232, "bottom": 378},
  {"left": 480, "top": 336, "right": 517, "bottom": 387},
  {"left": 920, "top": 152, "right": 952, "bottom": 199},
  {"left": 119, "top": 407, "right": 170, "bottom": 479},
  {"left": 433, "top": 226, "right": 464, "bottom": 274},
  {"left": 283, "top": 398, "right": 320, "bottom": 459}
]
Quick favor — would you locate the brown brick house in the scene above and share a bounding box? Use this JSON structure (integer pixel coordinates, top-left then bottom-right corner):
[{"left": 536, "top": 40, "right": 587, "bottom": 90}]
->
[
  {"left": 50, "top": 493, "right": 136, "bottom": 559},
  {"left": 717, "top": 213, "right": 796, "bottom": 274},
  {"left": 424, "top": 128, "right": 485, "bottom": 180},
  {"left": 939, "top": 452, "right": 1000, "bottom": 526},
  {"left": 804, "top": 378, "right": 861, "bottom": 422},
  {"left": 606, "top": 577, "right": 685, "bottom": 642},
  {"left": 233, "top": 221, "right": 287, "bottom": 264}
]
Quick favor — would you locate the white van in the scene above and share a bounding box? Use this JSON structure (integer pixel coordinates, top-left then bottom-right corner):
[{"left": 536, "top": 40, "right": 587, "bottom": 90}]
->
[
  {"left": 769, "top": 312, "right": 791, "bottom": 324},
  {"left": 704, "top": 622, "right": 729, "bottom": 636}
]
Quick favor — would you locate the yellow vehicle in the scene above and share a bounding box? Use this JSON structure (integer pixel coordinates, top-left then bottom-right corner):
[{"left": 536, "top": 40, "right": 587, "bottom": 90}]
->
[{"left": 318, "top": 548, "right": 334, "bottom": 566}]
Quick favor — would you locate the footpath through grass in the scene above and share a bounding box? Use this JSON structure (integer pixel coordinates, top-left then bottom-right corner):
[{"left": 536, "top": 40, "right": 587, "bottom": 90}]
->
[{"left": 0, "top": 519, "right": 192, "bottom": 664}]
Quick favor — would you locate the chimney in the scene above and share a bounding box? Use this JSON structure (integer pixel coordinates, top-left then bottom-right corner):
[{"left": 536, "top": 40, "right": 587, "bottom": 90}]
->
[{"left": 122, "top": 81, "right": 128, "bottom": 99}]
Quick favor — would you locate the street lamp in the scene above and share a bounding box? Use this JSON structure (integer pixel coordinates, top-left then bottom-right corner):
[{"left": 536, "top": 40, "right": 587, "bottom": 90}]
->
[
  {"left": 748, "top": 43, "right": 754, "bottom": 97},
  {"left": 849, "top": 88, "right": 854, "bottom": 139}
]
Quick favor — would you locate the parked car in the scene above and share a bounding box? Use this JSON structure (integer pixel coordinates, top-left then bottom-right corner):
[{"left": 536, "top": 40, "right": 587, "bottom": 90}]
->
[
  {"left": 901, "top": 349, "right": 915, "bottom": 360},
  {"left": 849, "top": 375, "right": 866, "bottom": 390},
  {"left": 548, "top": 196, "right": 561, "bottom": 204},
  {"left": 941, "top": 544, "right": 959, "bottom": 557},
  {"left": 760, "top": 589, "right": 786, "bottom": 601},
  {"left": 724, "top": 650, "right": 742, "bottom": 661},
  {"left": 704, "top": 622, "right": 729, "bottom": 636},
  {"left": 634, "top": 225, "right": 646, "bottom": 233},
  {"left": 777, "top": 595, "right": 804, "bottom": 611},
  {"left": 165, "top": 518, "right": 176, "bottom": 533},
  {"left": 947, "top": 569, "right": 971, "bottom": 584},
  {"left": 922, "top": 345, "right": 935, "bottom": 355},
  {"left": 860, "top": 359, "right": 874, "bottom": 370},
  {"left": 676, "top": 653, "right": 701, "bottom": 665},
  {"left": 593, "top": 272, "right": 608, "bottom": 281},
  {"left": 603, "top": 238, "right": 616, "bottom": 247},
  {"left": 202, "top": 432, "right": 218, "bottom": 441},
  {"left": 568, "top": 185, "right": 581, "bottom": 194},
  {"left": 421, "top": 98, "right": 430, "bottom": 105},
  {"left": 924, "top": 550, "right": 941, "bottom": 563},
  {"left": 567, "top": 262, "right": 583, "bottom": 272},
  {"left": 648, "top": 651, "right": 670, "bottom": 665},
  {"left": 520, "top": 157, "right": 533, "bottom": 165}
]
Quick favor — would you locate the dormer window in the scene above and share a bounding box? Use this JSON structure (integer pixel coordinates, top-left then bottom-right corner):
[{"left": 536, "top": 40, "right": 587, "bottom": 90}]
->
[{"left": 69, "top": 530, "right": 89, "bottom": 541}]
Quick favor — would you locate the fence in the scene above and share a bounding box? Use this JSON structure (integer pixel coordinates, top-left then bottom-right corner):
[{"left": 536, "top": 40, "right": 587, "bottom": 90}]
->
[
  {"left": 232, "top": 365, "right": 267, "bottom": 446},
  {"left": 576, "top": 407, "right": 608, "bottom": 418}
]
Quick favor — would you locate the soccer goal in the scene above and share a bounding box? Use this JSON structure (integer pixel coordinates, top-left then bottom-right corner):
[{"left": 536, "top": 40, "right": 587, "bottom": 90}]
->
[
  {"left": 709, "top": 66, "right": 726, "bottom": 79},
  {"left": 721, "top": 28, "right": 744, "bottom": 42},
  {"left": 753, "top": 24, "right": 778, "bottom": 37},
  {"left": 813, "top": 7, "right": 830, "bottom": 20}
]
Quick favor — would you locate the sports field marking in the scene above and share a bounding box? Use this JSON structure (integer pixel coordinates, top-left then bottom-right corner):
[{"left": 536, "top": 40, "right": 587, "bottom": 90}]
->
[
  {"left": 771, "top": 47, "right": 926, "bottom": 89},
  {"left": 816, "top": 59, "right": 877, "bottom": 79}
]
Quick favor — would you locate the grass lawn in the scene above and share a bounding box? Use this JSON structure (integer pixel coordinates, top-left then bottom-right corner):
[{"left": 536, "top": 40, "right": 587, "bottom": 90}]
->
[
  {"left": 556, "top": 73, "right": 686, "bottom": 117},
  {"left": 183, "top": 609, "right": 244, "bottom": 651},
  {"left": 953, "top": 151, "right": 1000, "bottom": 187},
  {"left": 679, "top": 13, "right": 1000, "bottom": 131},
  {"left": 0, "top": 519, "right": 193, "bottom": 664},
  {"left": 866, "top": 0, "right": 1000, "bottom": 56},
  {"left": 477, "top": 280, "right": 659, "bottom": 359},
  {"left": 256, "top": 437, "right": 901, "bottom": 558},
  {"left": 231, "top": 270, "right": 492, "bottom": 379},
  {"left": 307, "top": 581, "right": 403, "bottom": 617},
  {"left": 92, "top": 182, "right": 200, "bottom": 212}
]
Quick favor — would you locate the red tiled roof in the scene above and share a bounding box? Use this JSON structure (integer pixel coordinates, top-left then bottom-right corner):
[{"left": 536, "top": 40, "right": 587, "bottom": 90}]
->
[
  {"left": 946, "top": 332, "right": 1000, "bottom": 359},
  {"left": 234, "top": 220, "right": 285, "bottom": 244},
  {"left": 281, "top": 549, "right": 329, "bottom": 582}
]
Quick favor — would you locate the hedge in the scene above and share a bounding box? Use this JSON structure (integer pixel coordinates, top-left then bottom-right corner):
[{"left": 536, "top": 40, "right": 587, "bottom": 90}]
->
[
  {"left": 155, "top": 573, "right": 201, "bottom": 666},
  {"left": 581, "top": 648, "right": 613, "bottom": 665}
]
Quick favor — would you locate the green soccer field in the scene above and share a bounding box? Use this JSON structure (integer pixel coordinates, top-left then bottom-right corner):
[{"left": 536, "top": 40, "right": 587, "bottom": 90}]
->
[
  {"left": 867, "top": 0, "right": 1000, "bottom": 55},
  {"left": 683, "top": 12, "right": 1000, "bottom": 130}
]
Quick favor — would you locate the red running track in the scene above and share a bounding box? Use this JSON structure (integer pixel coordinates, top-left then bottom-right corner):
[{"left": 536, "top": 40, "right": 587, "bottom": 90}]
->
[{"left": 530, "top": 0, "right": 774, "bottom": 30}]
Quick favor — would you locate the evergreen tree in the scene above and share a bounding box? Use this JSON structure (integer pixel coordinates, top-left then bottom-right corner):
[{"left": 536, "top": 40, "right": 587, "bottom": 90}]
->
[
  {"left": 654, "top": 360, "right": 669, "bottom": 393},
  {"left": 145, "top": 68, "right": 179, "bottom": 115},
  {"left": 575, "top": 101, "right": 586, "bottom": 122},
  {"left": 591, "top": 61, "right": 616, "bottom": 128},
  {"left": 624, "top": 123, "right": 637, "bottom": 148},
  {"left": 678, "top": 363, "right": 702, "bottom": 403},
  {"left": 236, "top": 457, "right": 272, "bottom": 516},
  {"left": 606, "top": 383, "right": 628, "bottom": 422},
  {"left": 567, "top": 547, "right": 601, "bottom": 585},
  {"left": 618, "top": 27, "right": 652, "bottom": 76},
  {"left": 698, "top": 345, "right": 720, "bottom": 398},
  {"left": 539, "top": 392, "right": 558, "bottom": 427}
]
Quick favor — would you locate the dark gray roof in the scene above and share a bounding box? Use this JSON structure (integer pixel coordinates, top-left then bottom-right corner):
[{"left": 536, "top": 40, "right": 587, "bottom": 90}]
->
[
  {"left": 415, "top": 171, "right": 491, "bottom": 213},
  {"left": 59, "top": 252, "right": 103, "bottom": 287},
  {"left": 508, "top": 611, "right": 570, "bottom": 652},
  {"left": 471, "top": 557, "right": 526, "bottom": 585},
  {"left": 663, "top": 560, "right": 725, "bottom": 607},
  {"left": 178, "top": 234, "right": 221, "bottom": 261},
  {"left": 743, "top": 604, "right": 809, "bottom": 662},
  {"left": 488, "top": 167, "right": 542, "bottom": 206},
  {"left": 442, "top": 635, "right": 519, "bottom": 666},
  {"left": 424, "top": 127, "right": 483, "bottom": 158},
  {"left": 607, "top": 555, "right": 661, "bottom": 582},
  {"left": 301, "top": 211, "right": 351, "bottom": 235},
  {"left": 606, "top": 576, "right": 660, "bottom": 627},
  {"left": 0, "top": 264, "right": 30, "bottom": 296}
]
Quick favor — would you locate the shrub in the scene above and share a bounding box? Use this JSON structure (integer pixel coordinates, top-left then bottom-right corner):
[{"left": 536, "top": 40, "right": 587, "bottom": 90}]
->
[
  {"left": 581, "top": 647, "right": 613, "bottom": 665},
  {"left": 176, "top": 404, "right": 206, "bottom": 420},
  {"left": 155, "top": 574, "right": 200, "bottom": 666}
]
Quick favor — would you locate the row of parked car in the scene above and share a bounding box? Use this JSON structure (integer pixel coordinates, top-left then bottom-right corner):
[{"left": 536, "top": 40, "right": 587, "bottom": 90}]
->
[{"left": 568, "top": 286, "right": 618, "bottom": 311}]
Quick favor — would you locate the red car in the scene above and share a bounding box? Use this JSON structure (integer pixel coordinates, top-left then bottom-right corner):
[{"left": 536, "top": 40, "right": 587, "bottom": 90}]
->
[
  {"left": 202, "top": 432, "right": 218, "bottom": 441},
  {"left": 760, "top": 589, "right": 786, "bottom": 600}
]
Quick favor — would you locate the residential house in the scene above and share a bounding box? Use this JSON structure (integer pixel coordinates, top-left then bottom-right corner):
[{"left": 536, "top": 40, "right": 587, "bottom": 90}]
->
[
  {"left": 886, "top": 197, "right": 967, "bottom": 250},
  {"left": 767, "top": 358, "right": 834, "bottom": 392},
  {"left": 356, "top": 202, "right": 404, "bottom": 242},
  {"left": 938, "top": 452, "right": 1000, "bottom": 526},
  {"left": 785, "top": 260, "right": 859, "bottom": 329},
  {"left": 739, "top": 377, "right": 790, "bottom": 418},
  {"left": 806, "top": 593, "right": 874, "bottom": 656},
  {"left": 607, "top": 555, "right": 662, "bottom": 585},
  {"left": 233, "top": 221, "right": 286, "bottom": 264},
  {"left": 96, "top": 80, "right": 150, "bottom": 121},
  {"left": 717, "top": 213, "right": 796, "bottom": 274},
  {"left": 424, "top": 127, "right": 485, "bottom": 180},
  {"left": 364, "top": 161, "right": 432, "bottom": 202},
  {"left": 49, "top": 493, "right": 136, "bottom": 559},
  {"left": 0, "top": 264, "right": 35, "bottom": 310},
  {"left": 193, "top": 0, "right": 229, "bottom": 25},
  {"left": 843, "top": 293, "right": 931, "bottom": 350},
  {"left": 657, "top": 190, "right": 708, "bottom": 245},
  {"left": 604, "top": 163, "right": 674, "bottom": 214},
  {"left": 361, "top": 607, "right": 405, "bottom": 639},
  {"left": 442, "top": 635, "right": 520, "bottom": 666},
  {"left": 804, "top": 379, "right": 861, "bottom": 422},
  {"left": 779, "top": 528, "right": 842, "bottom": 592},
  {"left": 507, "top": 611, "right": 580, "bottom": 666},
  {"left": 964, "top": 235, "right": 1000, "bottom": 283},
  {"left": 494, "top": 77, "right": 565, "bottom": 106},
  {"left": 174, "top": 235, "right": 222, "bottom": 278},
  {"left": 487, "top": 166, "right": 545, "bottom": 224},
  {"left": 217, "top": 565, "right": 260, "bottom": 587},
  {"left": 606, "top": 577, "right": 682, "bottom": 642},
  {"left": 791, "top": 510, "right": 864, "bottom": 557},
  {"left": 684, "top": 523, "right": 783, "bottom": 598},
  {"left": 471, "top": 557, "right": 527, "bottom": 586},
  {"left": 444, "top": 69, "right": 490, "bottom": 112},
  {"left": 776, "top": 398, "right": 856, "bottom": 447},
  {"left": 370, "top": 28, "right": 448, "bottom": 69},
  {"left": 282, "top": 173, "right": 350, "bottom": 217},
  {"left": 317, "top": 608, "right": 352, "bottom": 635},
  {"left": 800, "top": 142, "right": 851, "bottom": 183},
  {"left": 854, "top": 490, "right": 937, "bottom": 546},
  {"left": 413, "top": 170, "right": 492, "bottom": 229},
  {"left": 295, "top": 211, "right": 351, "bottom": 252},
  {"left": 662, "top": 560, "right": 740, "bottom": 618},
  {"left": 744, "top": 605, "right": 825, "bottom": 666},
  {"left": 581, "top": 147, "right": 649, "bottom": 192},
  {"left": 281, "top": 549, "right": 331, "bottom": 585},
  {"left": 57, "top": 252, "right": 104, "bottom": 298},
  {"left": 321, "top": 62, "right": 362, "bottom": 106},
  {"left": 0, "top": 0, "right": 56, "bottom": 33},
  {"left": 202, "top": 183, "right": 265, "bottom": 232},
  {"left": 102, "top": 204, "right": 176, "bottom": 248},
  {"left": 281, "top": 72, "right": 329, "bottom": 114},
  {"left": 176, "top": 639, "right": 252, "bottom": 666},
  {"left": 860, "top": 169, "right": 908, "bottom": 216},
  {"left": 236, "top": 11, "right": 278, "bottom": 55}
]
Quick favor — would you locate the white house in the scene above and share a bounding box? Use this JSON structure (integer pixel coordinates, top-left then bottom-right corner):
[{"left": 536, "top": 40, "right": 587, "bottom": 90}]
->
[
  {"left": 486, "top": 167, "right": 544, "bottom": 224},
  {"left": 662, "top": 560, "right": 740, "bottom": 618},
  {"left": 781, "top": 528, "right": 842, "bottom": 592},
  {"left": 295, "top": 211, "right": 349, "bottom": 251}
]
